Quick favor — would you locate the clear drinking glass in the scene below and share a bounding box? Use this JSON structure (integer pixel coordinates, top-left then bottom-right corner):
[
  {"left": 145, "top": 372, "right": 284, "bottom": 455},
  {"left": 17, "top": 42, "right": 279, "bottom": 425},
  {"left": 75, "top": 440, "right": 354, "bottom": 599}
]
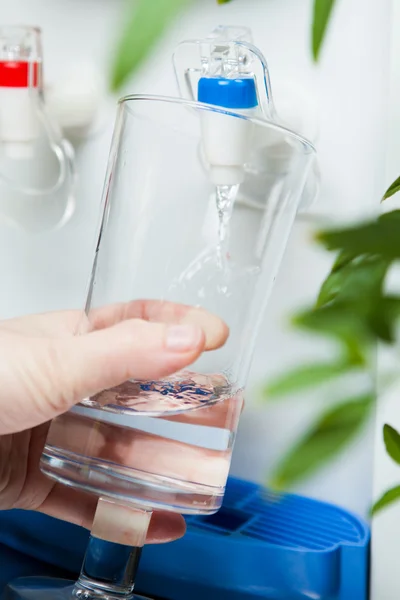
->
[{"left": 5, "top": 95, "right": 315, "bottom": 600}]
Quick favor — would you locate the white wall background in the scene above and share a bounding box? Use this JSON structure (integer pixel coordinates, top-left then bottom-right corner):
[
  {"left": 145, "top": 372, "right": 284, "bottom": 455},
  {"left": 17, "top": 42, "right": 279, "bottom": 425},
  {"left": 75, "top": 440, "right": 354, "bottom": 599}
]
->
[{"left": 0, "top": 0, "right": 391, "bottom": 523}]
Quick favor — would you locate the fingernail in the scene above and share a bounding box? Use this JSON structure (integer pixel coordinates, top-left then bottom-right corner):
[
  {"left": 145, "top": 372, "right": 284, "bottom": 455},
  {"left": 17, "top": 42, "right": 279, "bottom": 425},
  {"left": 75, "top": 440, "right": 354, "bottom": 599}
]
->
[{"left": 166, "top": 325, "right": 203, "bottom": 352}]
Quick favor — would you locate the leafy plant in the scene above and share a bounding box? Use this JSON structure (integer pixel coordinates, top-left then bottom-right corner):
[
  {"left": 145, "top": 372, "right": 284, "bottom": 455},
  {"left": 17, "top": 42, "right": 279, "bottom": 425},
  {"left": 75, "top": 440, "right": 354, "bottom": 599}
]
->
[
  {"left": 312, "top": 0, "right": 337, "bottom": 61},
  {"left": 383, "top": 176, "right": 400, "bottom": 202},
  {"left": 270, "top": 394, "right": 374, "bottom": 490},
  {"left": 110, "top": 0, "right": 191, "bottom": 92},
  {"left": 217, "top": 0, "right": 339, "bottom": 61},
  {"left": 264, "top": 178, "right": 400, "bottom": 494},
  {"left": 372, "top": 484, "right": 400, "bottom": 516},
  {"left": 372, "top": 425, "right": 400, "bottom": 515},
  {"left": 109, "top": 0, "right": 337, "bottom": 92}
]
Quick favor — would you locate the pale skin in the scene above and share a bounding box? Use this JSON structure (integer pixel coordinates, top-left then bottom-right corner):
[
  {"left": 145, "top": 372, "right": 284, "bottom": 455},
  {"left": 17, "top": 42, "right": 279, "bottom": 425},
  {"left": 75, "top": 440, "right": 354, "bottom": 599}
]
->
[{"left": 0, "top": 300, "right": 229, "bottom": 544}]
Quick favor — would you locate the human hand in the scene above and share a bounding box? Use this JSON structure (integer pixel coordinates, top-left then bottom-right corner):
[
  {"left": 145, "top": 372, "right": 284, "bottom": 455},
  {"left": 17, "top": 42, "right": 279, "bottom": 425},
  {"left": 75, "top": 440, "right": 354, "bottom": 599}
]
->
[{"left": 0, "top": 300, "right": 228, "bottom": 542}]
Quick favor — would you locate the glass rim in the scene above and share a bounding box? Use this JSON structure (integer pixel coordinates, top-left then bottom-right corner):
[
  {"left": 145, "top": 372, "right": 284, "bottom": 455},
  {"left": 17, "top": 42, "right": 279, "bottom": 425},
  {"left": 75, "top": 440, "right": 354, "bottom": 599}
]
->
[{"left": 118, "top": 93, "right": 316, "bottom": 155}]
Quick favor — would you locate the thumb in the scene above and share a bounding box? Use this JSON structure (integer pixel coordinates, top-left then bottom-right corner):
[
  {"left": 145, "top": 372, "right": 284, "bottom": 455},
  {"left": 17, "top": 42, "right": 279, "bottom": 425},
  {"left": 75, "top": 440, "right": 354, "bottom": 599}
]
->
[{"left": 0, "top": 320, "right": 206, "bottom": 434}]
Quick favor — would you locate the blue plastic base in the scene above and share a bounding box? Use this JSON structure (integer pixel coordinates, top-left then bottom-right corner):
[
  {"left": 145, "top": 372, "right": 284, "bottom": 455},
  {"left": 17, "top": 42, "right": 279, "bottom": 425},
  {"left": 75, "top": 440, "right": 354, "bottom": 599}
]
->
[
  {"left": 0, "top": 544, "right": 74, "bottom": 591},
  {"left": 0, "top": 477, "right": 370, "bottom": 600}
]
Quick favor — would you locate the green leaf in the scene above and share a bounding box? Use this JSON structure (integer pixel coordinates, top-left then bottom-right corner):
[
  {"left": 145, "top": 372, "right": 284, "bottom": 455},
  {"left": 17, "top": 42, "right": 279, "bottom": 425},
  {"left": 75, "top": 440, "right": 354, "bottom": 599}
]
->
[
  {"left": 312, "top": 0, "right": 337, "bottom": 61},
  {"left": 331, "top": 250, "right": 358, "bottom": 273},
  {"left": 296, "top": 293, "right": 400, "bottom": 356},
  {"left": 316, "top": 255, "right": 389, "bottom": 308},
  {"left": 383, "top": 176, "right": 400, "bottom": 201},
  {"left": 294, "top": 303, "right": 370, "bottom": 362},
  {"left": 270, "top": 394, "right": 374, "bottom": 488},
  {"left": 368, "top": 296, "right": 400, "bottom": 343},
  {"left": 110, "top": 0, "right": 190, "bottom": 92},
  {"left": 383, "top": 424, "right": 400, "bottom": 465},
  {"left": 380, "top": 210, "right": 400, "bottom": 223},
  {"left": 217, "top": 0, "right": 232, "bottom": 3},
  {"left": 264, "top": 361, "right": 357, "bottom": 399},
  {"left": 316, "top": 210, "right": 400, "bottom": 259},
  {"left": 372, "top": 485, "right": 400, "bottom": 516}
]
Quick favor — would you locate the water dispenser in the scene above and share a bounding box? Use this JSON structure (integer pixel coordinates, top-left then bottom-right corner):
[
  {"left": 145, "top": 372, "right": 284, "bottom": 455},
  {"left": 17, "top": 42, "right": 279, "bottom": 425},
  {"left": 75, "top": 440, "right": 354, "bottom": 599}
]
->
[{"left": 0, "top": 25, "right": 76, "bottom": 232}]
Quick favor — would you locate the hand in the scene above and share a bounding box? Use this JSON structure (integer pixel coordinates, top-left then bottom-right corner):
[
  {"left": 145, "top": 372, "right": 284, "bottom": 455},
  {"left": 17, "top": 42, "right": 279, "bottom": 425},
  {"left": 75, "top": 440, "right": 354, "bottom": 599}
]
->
[{"left": 0, "top": 300, "right": 228, "bottom": 543}]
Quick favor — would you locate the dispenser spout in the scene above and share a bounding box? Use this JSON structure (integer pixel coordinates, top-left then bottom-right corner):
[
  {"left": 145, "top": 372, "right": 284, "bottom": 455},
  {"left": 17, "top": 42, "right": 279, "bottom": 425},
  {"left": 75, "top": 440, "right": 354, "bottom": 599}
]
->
[
  {"left": 172, "top": 26, "right": 279, "bottom": 187},
  {"left": 0, "top": 26, "right": 76, "bottom": 232},
  {"left": 172, "top": 26, "right": 319, "bottom": 207},
  {"left": 172, "top": 25, "right": 276, "bottom": 120},
  {"left": 0, "top": 26, "right": 43, "bottom": 159}
]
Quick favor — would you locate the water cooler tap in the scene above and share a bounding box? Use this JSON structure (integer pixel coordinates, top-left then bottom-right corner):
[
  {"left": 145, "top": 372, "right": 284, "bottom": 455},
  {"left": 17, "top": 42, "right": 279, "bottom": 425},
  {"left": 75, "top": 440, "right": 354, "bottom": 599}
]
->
[
  {"left": 0, "top": 25, "right": 76, "bottom": 232},
  {"left": 172, "top": 25, "right": 320, "bottom": 210}
]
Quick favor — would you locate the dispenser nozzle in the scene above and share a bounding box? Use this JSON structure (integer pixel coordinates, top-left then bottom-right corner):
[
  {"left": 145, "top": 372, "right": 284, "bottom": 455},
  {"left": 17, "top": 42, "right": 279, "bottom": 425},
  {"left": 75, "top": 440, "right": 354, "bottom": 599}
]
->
[
  {"left": 172, "top": 25, "right": 276, "bottom": 121},
  {"left": 0, "top": 26, "right": 43, "bottom": 159},
  {"left": 0, "top": 26, "right": 76, "bottom": 232},
  {"left": 173, "top": 26, "right": 279, "bottom": 187},
  {"left": 172, "top": 25, "right": 319, "bottom": 207}
]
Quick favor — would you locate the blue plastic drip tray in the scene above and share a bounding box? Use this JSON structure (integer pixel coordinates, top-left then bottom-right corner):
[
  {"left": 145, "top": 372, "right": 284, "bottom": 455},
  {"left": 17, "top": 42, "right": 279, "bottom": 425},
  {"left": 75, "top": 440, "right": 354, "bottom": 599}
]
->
[
  {"left": 0, "top": 477, "right": 370, "bottom": 600},
  {"left": 139, "top": 477, "right": 370, "bottom": 600},
  {"left": 200, "top": 507, "right": 254, "bottom": 532}
]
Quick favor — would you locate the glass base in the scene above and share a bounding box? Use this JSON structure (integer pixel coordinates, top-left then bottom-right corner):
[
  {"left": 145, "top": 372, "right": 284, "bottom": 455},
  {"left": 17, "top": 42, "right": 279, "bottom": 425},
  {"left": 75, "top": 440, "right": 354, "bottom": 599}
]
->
[
  {"left": 3, "top": 578, "right": 151, "bottom": 600},
  {"left": 41, "top": 448, "right": 223, "bottom": 515}
]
